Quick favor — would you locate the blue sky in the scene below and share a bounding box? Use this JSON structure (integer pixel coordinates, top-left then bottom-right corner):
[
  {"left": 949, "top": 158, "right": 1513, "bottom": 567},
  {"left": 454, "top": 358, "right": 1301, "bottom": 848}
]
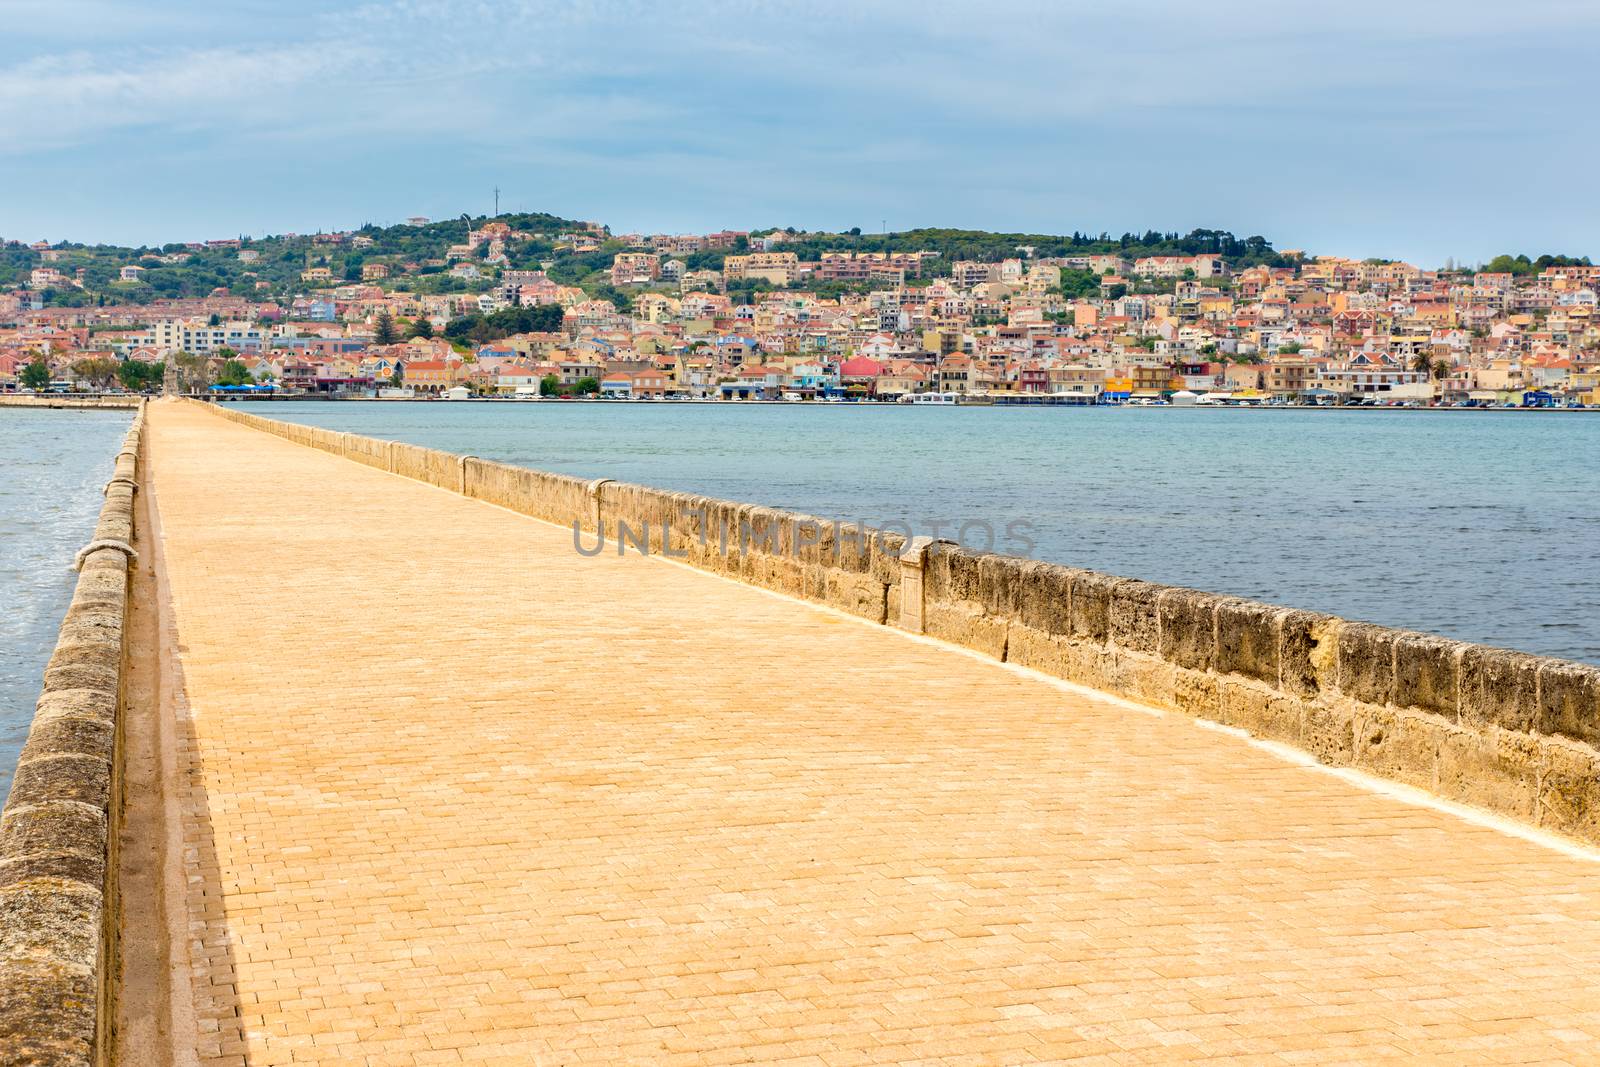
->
[{"left": 2, "top": 0, "right": 1596, "bottom": 265}]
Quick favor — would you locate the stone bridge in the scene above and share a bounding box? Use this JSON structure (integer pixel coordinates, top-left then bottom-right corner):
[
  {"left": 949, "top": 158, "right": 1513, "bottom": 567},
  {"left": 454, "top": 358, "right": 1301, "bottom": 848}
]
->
[{"left": 4, "top": 398, "right": 1600, "bottom": 1065}]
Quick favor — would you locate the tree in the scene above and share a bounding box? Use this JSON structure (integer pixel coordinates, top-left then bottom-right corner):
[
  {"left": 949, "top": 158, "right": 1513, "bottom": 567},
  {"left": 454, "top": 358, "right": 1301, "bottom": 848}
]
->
[
  {"left": 1431, "top": 359, "right": 1452, "bottom": 381},
  {"left": 1053, "top": 268, "right": 1100, "bottom": 300},
  {"left": 573, "top": 376, "right": 600, "bottom": 395},
  {"left": 216, "top": 360, "right": 253, "bottom": 386},
  {"left": 443, "top": 304, "right": 564, "bottom": 345},
  {"left": 374, "top": 310, "right": 398, "bottom": 345},
  {"left": 118, "top": 360, "right": 156, "bottom": 392},
  {"left": 539, "top": 373, "right": 560, "bottom": 397},
  {"left": 172, "top": 350, "right": 211, "bottom": 393},
  {"left": 406, "top": 316, "right": 434, "bottom": 340},
  {"left": 71, "top": 357, "right": 119, "bottom": 390},
  {"left": 20, "top": 358, "right": 50, "bottom": 390}
]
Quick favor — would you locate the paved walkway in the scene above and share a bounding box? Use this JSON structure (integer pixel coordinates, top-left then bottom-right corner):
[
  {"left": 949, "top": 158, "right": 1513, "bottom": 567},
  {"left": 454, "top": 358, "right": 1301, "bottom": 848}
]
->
[{"left": 145, "top": 401, "right": 1600, "bottom": 1066}]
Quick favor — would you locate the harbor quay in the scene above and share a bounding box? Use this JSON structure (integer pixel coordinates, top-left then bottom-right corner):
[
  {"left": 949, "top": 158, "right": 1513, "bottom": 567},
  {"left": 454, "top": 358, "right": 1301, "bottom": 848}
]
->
[{"left": 5, "top": 398, "right": 1600, "bottom": 1065}]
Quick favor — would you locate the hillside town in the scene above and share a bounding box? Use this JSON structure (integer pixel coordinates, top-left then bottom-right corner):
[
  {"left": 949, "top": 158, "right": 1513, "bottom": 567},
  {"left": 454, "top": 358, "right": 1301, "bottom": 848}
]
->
[{"left": 3, "top": 217, "right": 1597, "bottom": 407}]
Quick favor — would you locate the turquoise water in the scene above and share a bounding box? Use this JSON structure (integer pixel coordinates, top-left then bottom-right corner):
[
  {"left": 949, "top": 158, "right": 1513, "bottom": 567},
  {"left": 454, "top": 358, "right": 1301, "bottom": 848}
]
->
[
  {"left": 0, "top": 410, "right": 131, "bottom": 800},
  {"left": 242, "top": 401, "right": 1600, "bottom": 664}
]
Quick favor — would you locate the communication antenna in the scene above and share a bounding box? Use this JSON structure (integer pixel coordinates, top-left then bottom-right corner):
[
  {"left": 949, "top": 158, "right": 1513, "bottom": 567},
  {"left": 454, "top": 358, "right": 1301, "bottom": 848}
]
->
[{"left": 494, "top": 186, "right": 501, "bottom": 217}]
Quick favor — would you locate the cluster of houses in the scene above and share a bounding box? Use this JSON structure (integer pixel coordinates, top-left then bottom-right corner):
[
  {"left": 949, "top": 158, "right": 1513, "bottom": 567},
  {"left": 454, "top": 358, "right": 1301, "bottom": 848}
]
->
[{"left": 4, "top": 227, "right": 1599, "bottom": 407}]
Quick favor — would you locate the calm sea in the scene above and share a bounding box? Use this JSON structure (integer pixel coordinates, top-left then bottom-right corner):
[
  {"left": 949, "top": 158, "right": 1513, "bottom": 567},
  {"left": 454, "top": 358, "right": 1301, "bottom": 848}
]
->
[
  {"left": 241, "top": 401, "right": 1600, "bottom": 666},
  {"left": 0, "top": 409, "right": 131, "bottom": 800}
]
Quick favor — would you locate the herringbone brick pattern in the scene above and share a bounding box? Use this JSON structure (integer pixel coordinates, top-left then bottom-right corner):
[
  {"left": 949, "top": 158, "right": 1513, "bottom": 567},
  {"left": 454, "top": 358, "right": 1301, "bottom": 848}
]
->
[{"left": 147, "top": 402, "right": 1600, "bottom": 1065}]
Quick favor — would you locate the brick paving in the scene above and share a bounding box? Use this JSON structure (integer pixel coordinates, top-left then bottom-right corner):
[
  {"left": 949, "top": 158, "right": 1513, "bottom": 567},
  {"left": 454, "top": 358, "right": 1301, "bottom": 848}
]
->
[{"left": 146, "top": 401, "right": 1600, "bottom": 1065}]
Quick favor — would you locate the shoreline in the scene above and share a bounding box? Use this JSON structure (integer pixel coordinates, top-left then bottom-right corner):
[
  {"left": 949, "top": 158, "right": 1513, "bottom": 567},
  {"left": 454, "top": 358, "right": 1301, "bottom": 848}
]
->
[
  {"left": 4, "top": 394, "right": 1587, "bottom": 414},
  {"left": 210, "top": 395, "right": 1596, "bottom": 412}
]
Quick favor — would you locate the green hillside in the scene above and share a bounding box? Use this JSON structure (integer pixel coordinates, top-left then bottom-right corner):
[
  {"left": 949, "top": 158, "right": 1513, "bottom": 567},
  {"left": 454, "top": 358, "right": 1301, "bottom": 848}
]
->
[{"left": 1, "top": 214, "right": 1289, "bottom": 309}]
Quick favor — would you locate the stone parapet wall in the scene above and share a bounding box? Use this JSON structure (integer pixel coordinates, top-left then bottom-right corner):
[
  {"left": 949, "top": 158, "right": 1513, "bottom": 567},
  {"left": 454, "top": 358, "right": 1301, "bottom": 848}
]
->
[
  {"left": 188, "top": 399, "right": 1600, "bottom": 844},
  {"left": 0, "top": 401, "right": 145, "bottom": 1065},
  {"left": 0, "top": 397, "right": 142, "bottom": 411},
  {"left": 910, "top": 544, "right": 1600, "bottom": 841}
]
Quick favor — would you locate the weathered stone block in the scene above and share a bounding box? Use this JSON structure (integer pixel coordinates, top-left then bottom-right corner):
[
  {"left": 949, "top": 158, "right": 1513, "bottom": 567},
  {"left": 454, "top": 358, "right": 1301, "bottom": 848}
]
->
[
  {"left": 1392, "top": 632, "right": 1463, "bottom": 720},
  {"left": 1170, "top": 665, "right": 1214, "bottom": 715},
  {"left": 17, "top": 715, "right": 114, "bottom": 766},
  {"left": 0, "top": 959, "right": 96, "bottom": 1063},
  {"left": 1159, "top": 588, "right": 1220, "bottom": 672},
  {"left": 1302, "top": 700, "right": 1356, "bottom": 765},
  {"left": 1108, "top": 651, "right": 1174, "bottom": 706},
  {"left": 1212, "top": 679, "right": 1267, "bottom": 731},
  {"left": 977, "top": 554, "right": 1026, "bottom": 619},
  {"left": 33, "top": 689, "right": 118, "bottom": 726},
  {"left": 1108, "top": 579, "right": 1160, "bottom": 654},
  {"left": 869, "top": 528, "right": 907, "bottom": 586},
  {"left": 925, "top": 602, "right": 1007, "bottom": 661},
  {"left": 1538, "top": 660, "right": 1600, "bottom": 746},
  {"left": 1069, "top": 571, "right": 1114, "bottom": 643},
  {"left": 1214, "top": 599, "right": 1280, "bottom": 683},
  {"left": 45, "top": 634, "right": 122, "bottom": 672},
  {"left": 1015, "top": 562, "right": 1073, "bottom": 636},
  {"left": 1224, "top": 687, "right": 1308, "bottom": 748},
  {"left": 0, "top": 883, "right": 101, "bottom": 967},
  {"left": 1336, "top": 623, "right": 1395, "bottom": 706},
  {"left": 1281, "top": 611, "right": 1335, "bottom": 699},
  {"left": 827, "top": 522, "right": 875, "bottom": 575},
  {"left": 1006, "top": 624, "right": 1075, "bottom": 681},
  {"left": 41, "top": 662, "right": 118, "bottom": 695},
  {"left": 1458, "top": 646, "right": 1541, "bottom": 733},
  {"left": 6, "top": 755, "right": 110, "bottom": 809},
  {"left": 1015, "top": 628, "right": 1101, "bottom": 686},
  {"left": 0, "top": 848, "right": 107, "bottom": 892},
  {"left": 1538, "top": 739, "right": 1600, "bottom": 840},
  {"left": 927, "top": 544, "right": 981, "bottom": 604},
  {"left": 1352, "top": 706, "right": 1439, "bottom": 790},
  {"left": 1435, "top": 725, "right": 1540, "bottom": 821}
]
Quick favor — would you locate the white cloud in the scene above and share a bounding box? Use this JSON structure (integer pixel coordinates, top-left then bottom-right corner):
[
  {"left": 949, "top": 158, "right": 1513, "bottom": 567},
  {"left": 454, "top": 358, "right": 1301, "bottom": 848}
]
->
[
  {"left": 0, "top": 46, "right": 357, "bottom": 151},
  {"left": 1, "top": 0, "right": 1597, "bottom": 258}
]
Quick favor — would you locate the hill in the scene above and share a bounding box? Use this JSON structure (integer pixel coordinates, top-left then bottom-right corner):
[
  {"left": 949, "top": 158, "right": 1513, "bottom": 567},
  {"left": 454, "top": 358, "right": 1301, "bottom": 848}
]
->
[{"left": 1, "top": 213, "right": 1290, "bottom": 310}]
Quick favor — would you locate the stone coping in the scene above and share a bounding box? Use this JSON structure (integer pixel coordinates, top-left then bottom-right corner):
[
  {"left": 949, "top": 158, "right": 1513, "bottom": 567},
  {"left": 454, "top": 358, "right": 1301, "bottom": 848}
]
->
[
  {"left": 0, "top": 396, "right": 143, "bottom": 410},
  {"left": 0, "top": 401, "right": 144, "bottom": 1065},
  {"left": 186, "top": 399, "right": 1600, "bottom": 844}
]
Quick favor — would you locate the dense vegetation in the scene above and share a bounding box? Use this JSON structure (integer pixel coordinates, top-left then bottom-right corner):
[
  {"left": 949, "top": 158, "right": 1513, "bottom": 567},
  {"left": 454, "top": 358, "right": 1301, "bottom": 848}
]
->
[
  {"left": 0, "top": 211, "right": 587, "bottom": 305},
  {"left": 1477, "top": 253, "right": 1593, "bottom": 277},
  {"left": 21, "top": 213, "right": 1579, "bottom": 311},
  {"left": 442, "top": 304, "right": 565, "bottom": 345},
  {"left": 749, "top": 226, "right": 1287, "bottom": 270}
]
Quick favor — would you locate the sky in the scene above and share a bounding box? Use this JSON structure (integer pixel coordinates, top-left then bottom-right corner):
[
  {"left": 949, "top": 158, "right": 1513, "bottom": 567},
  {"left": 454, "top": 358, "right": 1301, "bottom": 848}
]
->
[{"left": 1, "top": 0, "right": 1596, "bottom": 266}]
